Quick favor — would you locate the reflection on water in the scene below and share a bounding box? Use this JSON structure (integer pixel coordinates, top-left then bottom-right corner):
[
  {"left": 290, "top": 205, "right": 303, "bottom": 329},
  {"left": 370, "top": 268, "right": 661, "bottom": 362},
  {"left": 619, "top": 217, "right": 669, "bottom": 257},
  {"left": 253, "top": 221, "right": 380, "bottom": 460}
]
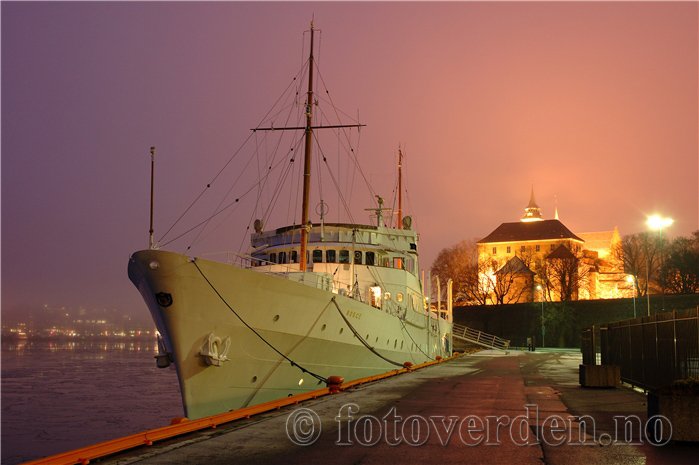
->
[{"left": 1, "top": 340, "right": 181, "bottom": 465}]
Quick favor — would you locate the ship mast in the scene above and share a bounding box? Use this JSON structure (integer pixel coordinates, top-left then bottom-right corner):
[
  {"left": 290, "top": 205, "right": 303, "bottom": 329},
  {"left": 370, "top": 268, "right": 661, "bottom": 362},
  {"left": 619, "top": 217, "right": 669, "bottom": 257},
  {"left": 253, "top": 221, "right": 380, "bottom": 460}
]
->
[
  {"left": 397, "top": 147, "right": 403, "bottom": 229},
  {"left": 299, "top": 22, "right": 315, "bottom": 271}
]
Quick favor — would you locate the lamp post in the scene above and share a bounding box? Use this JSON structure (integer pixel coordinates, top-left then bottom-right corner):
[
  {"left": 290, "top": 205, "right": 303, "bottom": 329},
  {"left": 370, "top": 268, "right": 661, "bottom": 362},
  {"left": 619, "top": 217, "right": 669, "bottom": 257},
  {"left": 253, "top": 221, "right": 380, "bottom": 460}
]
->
[
  {"left": 536, "top": 285, "right": 545, "bottom": 348},
  {"left": 646, "top": 214, "right": 673, "bottom": 314},
  {"left": 626, "top": 275, "right": 636, "bottom": 318}
]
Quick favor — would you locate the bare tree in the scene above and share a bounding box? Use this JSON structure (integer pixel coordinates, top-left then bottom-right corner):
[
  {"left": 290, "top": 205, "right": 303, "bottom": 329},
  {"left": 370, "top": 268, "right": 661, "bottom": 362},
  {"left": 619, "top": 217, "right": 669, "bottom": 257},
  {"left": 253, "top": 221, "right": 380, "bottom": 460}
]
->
[
  {"left": 431, "top": 240, "right": 490, "bottom": 305},
  {"left": 491, "top": 257, "right": 533, "bottom": 304},
  {"left": 661, "top": 232, "right": 699, "bottom": 294},
  {"left": 613, "top": 232, "right": 661, "bottom": 296},
  {"left": 537, "top": 245, "right": 591, "bottom": 302}
]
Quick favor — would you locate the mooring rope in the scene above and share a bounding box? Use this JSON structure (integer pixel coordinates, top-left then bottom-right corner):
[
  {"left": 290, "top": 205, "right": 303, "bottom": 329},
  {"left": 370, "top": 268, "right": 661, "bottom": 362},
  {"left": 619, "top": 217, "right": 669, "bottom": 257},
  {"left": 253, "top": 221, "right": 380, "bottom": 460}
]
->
[
  {"left": 192, "top": 260, "right": 329, "bottom": 384},
  {"left": 330, "top": 297, "right": 405, "bottom": 368}
]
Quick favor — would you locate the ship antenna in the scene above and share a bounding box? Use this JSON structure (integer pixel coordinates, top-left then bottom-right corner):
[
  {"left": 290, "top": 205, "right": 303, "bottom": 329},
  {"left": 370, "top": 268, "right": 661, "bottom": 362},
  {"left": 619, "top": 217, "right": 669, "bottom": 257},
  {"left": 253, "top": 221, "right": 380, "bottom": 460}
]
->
[
  {"left": 299, "top": 21, "right": 315, "bottom": 271},
  {"left": 397, "top": 146, "right": 403, "bottom": 229},
  {"left": 149, "top": 146, "right": 156, "bottom": 249}
]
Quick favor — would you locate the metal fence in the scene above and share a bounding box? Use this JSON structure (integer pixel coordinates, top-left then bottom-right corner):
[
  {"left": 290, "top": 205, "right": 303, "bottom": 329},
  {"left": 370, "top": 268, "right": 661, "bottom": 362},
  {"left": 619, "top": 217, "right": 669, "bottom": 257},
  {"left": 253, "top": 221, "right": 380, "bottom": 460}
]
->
[{"left": 584, "top": 308, "right": 699, "bottom": 391}]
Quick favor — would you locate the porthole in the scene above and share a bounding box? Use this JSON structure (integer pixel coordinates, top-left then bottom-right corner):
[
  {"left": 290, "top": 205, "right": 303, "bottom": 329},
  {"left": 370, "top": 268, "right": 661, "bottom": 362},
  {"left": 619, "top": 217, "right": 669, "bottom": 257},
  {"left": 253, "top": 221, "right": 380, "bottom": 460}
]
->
[
  {"left": 394, "top": 340, "right": 397, "bottom": 348},
  {"left": 273, "top": 315, "right": 280, "bottom": 322},
  {"left": 401, "top": 341, "right": 404, "bottom": 349},
  {"left": 376, "top": 336, "right": 379, "bottom": 343},
  {"left": 339, "top": 327, "right": 344, "bottom": 334},
  {"left": 251, "top": 376, "right": 258, "bottom": 383},
  {"left": 321, "top": 324, "right": 327, "bottom": 331},
  {"left": 365, "top": 334, "right": 369, "bottom": 340}
]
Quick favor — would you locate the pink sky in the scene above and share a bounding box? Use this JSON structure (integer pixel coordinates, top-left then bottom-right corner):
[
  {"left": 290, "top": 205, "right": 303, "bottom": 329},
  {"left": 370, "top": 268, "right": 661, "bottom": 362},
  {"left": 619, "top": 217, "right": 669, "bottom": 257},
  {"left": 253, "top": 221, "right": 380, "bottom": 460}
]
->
[{"left": 2, "top": 2, "right": 697, "bottom": 319}]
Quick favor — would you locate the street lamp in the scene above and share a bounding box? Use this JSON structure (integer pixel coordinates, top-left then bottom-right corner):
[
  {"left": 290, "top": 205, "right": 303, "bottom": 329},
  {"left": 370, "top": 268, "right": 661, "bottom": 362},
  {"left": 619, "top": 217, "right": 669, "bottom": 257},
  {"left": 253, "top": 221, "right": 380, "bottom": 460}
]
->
[
  {"left": 626, "top": 275, "right": 636, "bottom": 318},
  {"left": 646, "top": 214, "right": 673, "bottom": 314},
  {"left": 536, "top": 285, "right": 545, "bottom": 348}
]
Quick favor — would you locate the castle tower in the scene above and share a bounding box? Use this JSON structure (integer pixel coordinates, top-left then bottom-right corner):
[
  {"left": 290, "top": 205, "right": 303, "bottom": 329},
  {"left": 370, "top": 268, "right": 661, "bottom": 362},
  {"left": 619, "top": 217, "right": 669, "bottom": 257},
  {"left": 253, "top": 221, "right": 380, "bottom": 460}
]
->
[{"left": 521, "top": 187, "right": 544, "bottom": 222}]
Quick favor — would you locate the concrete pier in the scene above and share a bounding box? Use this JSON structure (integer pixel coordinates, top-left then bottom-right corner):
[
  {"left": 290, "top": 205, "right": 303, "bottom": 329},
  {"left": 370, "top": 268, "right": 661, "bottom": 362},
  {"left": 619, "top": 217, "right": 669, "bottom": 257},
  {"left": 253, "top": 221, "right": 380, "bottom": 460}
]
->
[{"left": 103, "top": 350, "right": 698, "bottom": 465}]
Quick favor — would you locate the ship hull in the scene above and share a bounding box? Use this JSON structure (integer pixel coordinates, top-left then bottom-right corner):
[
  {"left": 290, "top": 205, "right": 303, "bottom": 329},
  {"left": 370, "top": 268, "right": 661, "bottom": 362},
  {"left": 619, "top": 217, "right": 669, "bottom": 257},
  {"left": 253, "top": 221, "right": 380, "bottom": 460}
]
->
[{"left": 128, "top": 249, "right": 451, "bottom": 419}]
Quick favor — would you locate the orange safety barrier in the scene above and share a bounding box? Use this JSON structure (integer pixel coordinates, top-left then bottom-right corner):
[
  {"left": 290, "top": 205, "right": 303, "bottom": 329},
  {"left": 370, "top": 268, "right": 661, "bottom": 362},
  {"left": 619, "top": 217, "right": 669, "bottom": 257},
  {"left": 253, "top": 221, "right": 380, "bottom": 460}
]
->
[{"left": 23, "top": 353, "right": 462, "bottom": 465}]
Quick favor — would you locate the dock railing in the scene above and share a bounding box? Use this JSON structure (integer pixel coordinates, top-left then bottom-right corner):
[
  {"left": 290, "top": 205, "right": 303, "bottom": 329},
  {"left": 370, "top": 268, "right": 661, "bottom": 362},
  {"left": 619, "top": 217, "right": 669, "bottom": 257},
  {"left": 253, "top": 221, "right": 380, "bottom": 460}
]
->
[{"left": 582, "top": 307, "right": 699, "bottom": 391}]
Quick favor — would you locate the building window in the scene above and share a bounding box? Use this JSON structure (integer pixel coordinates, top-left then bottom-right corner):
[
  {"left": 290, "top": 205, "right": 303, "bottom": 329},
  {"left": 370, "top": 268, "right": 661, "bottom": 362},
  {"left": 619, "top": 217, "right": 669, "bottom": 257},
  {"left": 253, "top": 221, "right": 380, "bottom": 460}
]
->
[
  {"left": 492, "top": 247, "right": 497, "bottom": 255},
  {"left": 312, "top": 249, "right": 323, "bottom": 263},
  {"left": 535, "top": 245, "right": 540, "bottom": 252},
  {"left": 506, "top": 246, "right": 511, "bottom": 254},
  {"left": 366, "top": 252, "right": 375, "bottom": 266},
  {"left": 339, "top": 250, "right": 350, "bottom": 263},
  {"left": 326, "top": 249, "right": 336, "bottom": 263}
]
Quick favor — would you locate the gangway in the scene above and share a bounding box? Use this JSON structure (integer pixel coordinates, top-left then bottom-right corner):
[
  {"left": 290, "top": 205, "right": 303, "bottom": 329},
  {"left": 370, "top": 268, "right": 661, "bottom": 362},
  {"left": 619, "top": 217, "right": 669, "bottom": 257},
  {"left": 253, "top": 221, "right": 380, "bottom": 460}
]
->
[{"left": 452, "top": 323, "right": 510, "bottom": 353}]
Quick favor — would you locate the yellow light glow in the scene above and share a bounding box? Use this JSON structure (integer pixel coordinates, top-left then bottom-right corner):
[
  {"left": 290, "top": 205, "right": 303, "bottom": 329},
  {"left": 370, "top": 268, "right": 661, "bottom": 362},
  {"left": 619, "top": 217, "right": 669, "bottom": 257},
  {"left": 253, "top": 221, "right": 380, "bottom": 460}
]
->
[{"left": 646, "top": 214, "right": 674, "bottom": 231}]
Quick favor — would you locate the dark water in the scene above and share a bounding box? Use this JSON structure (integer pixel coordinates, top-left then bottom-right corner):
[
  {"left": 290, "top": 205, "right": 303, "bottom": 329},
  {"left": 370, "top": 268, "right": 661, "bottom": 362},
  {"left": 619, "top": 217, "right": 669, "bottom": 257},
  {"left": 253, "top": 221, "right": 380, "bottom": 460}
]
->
[{"left": 1, "top": 340, "right": 182, "bottom": 464}]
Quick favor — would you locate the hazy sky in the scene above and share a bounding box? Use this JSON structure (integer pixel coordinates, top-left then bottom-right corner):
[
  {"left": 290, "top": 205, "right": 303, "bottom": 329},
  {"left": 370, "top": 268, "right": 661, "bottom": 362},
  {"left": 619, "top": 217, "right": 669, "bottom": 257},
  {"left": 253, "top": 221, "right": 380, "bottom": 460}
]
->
[{"left": 2, "top": 1, "right": 697, "bottom": 320}]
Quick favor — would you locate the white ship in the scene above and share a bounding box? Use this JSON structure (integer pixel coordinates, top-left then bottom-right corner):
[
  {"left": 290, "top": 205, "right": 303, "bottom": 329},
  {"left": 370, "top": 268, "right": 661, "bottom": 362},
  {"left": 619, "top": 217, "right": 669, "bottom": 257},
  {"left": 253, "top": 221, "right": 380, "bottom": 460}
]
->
[{"left": 128, "top": 23, "right": 453, "bottom": 420}]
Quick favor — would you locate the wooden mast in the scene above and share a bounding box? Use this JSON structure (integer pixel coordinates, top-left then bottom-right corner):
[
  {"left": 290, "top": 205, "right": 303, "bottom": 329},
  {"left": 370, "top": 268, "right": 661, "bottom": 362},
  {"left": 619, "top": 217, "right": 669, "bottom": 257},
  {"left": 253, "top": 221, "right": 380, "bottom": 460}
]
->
[
  {"left": 397, "top": 147, "right": 403, "bottom": 229},
  {"left": 299, "top": 22, "right": 315, "bottom": 271}
]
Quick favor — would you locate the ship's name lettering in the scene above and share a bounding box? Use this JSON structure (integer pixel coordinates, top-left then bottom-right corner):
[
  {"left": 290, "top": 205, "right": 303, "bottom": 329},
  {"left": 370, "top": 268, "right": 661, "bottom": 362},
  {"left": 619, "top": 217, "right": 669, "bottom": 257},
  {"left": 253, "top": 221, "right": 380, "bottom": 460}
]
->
[{"left": 345, "top": 310, "right": 362, "bottom": 320}]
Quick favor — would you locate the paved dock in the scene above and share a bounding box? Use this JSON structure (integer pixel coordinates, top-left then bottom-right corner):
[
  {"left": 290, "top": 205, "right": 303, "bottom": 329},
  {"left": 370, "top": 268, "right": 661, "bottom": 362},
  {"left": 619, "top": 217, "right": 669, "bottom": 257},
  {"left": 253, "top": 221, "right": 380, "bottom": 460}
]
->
[{"left": 104, "top": 349, "right": 698, "bottom": 465}]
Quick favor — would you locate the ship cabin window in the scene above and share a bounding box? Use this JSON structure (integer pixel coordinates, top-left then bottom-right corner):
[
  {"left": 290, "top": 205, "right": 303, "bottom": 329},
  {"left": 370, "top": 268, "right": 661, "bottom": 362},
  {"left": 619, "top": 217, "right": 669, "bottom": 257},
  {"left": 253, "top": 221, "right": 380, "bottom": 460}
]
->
[
  {"left": 366, "top": 252, "right": 375, "bottom": 266},
  {"left": 521, "top": 245, "right": 526, "bottom": 253},
  {"left": 382, "top": 257, "right": 390, "bottom": 268},
  {"left": 312, "top": 249, "right": 323, "bottom": 263},
  {"left": 405, "top": 258, "right": 415, "bottom": 274},
  {"left": 291, "top": 250, "right": 298, "bottom": 263},
  {"left": 269, "top": 253, "right": 277, "bottom": 264},
  {"left": 339, "top": 250, "right": 350, "bottom": 264},
  {"left": 279, "top": 251, "right": 287, "bottom": 264},
  {"left": 369, "top": 286, "right": 382, "bottom": 308},
  {"left": 354, "top": 251, "right": 363, "bottom": 264},
  {"left": 550, "top": 244, "right": 556, "bottom": 251},
  {"left": 535, "top": 245, "right": 540, "bottom": 252},
  {"left": 393, "top": 257, "right": 403, "bottom": 269},
  {"left": 326, "top": 249, "right": 336, "bottom": 263},
  {"left": 396, "top": 292, "right": 404, "bottom": 303},
  {"left": 492, "top": 247, "right": 497, "bottom": 255},
  {"left": 506, "top": 246, "right": 511, "bottom": 254}
]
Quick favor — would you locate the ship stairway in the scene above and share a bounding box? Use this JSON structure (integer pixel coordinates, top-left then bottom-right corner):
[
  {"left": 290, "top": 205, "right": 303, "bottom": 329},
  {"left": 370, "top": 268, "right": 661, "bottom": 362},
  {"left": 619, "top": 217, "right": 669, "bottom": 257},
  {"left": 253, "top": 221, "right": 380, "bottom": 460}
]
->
[{"left": 452, "top": 323, "right": 510, "bottom": 353}]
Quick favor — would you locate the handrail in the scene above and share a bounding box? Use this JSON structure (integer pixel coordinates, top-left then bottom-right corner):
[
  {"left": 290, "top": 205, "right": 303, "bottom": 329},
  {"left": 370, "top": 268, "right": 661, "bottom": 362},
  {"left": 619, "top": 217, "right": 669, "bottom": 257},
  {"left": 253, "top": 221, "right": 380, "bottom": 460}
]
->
[
  {"left": 452, "top": 323, "right": 510, "bottom": 352},
  {"left": 22, "top": 354, "right": 463, "bottom": 465}
]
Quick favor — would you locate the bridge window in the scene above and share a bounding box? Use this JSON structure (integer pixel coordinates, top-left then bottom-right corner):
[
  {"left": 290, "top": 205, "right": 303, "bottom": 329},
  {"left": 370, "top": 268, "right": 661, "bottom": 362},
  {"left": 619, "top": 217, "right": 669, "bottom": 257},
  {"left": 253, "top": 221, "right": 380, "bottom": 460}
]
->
[
  {"left": 405, "top": 258, "right": 415, "bottom": 273},
  {"left": 326, "top": 249, "right": 336, "bottom": 263},
  {"left": 269, "top": 253, "right": 277, "bottom": 264},
  {"left": 339, "top": 250, "right": 350, "bottom": 264},
  {"left": 312, "top": 250, "right": 323, "bottom": 263},
  {"left": 354, "top": 251, "right": 363, "bottom": 264},
  {"left": 393, "top": 257, "right": 403, "bottom": 269},
  {"left": 366, "top": 252, "right": 375, "bottom": 266}
]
